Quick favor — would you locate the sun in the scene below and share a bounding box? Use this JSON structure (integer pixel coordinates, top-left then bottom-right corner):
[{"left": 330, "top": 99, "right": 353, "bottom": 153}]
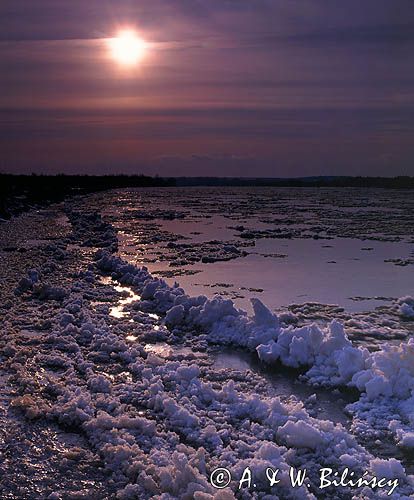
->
[{"left": 108, "top": 29, "right": 147, "bottom": 66}]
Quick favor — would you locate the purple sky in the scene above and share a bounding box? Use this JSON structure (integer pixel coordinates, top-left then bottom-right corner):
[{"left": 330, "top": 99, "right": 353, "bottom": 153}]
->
[{"left": 1, "top": 0, "right": 413, "bottom": 176}]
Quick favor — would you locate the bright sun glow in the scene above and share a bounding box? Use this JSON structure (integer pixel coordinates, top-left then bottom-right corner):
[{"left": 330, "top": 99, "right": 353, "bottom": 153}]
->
[{"left": 108, "top": 30, "right": 147, "bottom": 66}]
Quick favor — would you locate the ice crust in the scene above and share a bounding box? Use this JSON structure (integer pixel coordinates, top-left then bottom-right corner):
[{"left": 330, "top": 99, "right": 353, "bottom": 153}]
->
[
  {"left": 398, "top": 297, "right": 414, "bottom": 319},
  {"left": 97, "top": 252, "right": 414, "bottom": 406},
  {"left": 90, "top": 249, "right": 414, "bottom": 495},
  {"left": 5, "top": 209, "right": 414, "bottom": 499}
]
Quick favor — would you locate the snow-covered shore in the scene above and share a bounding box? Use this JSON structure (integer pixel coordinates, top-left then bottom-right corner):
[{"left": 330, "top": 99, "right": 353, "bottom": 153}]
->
[{"left": 1, "top": 197, "right": 413, "bottom": 499}]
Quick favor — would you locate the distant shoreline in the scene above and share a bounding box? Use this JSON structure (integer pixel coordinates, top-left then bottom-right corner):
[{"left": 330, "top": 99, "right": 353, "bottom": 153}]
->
[{"left": 1, "top": 173, "right": 413, "bottom": 219}]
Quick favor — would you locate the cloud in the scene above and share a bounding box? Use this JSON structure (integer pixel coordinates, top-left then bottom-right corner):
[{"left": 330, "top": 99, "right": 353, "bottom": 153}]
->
[
  {"left": 0, "top": 0, "right": 413, "bottom": 176},
  {"left": 1, "top": 0, "right": 413, "bottom": 45}
]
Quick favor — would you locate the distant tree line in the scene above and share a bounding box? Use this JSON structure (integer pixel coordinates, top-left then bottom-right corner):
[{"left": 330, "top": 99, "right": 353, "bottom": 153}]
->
[
  {"left": 1, "top": 173, "right": 413, "bottom": 219},
  {"left": 174, "top": 176, "right": 414, "bottom": 188},
  {"left": 0, "top": 174, "right": 175, "bottom": 219}
]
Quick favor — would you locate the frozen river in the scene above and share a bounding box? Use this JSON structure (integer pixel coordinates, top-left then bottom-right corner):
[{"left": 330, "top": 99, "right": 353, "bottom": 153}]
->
[
  {"left": 100, "top": 187, "right": 414, "bottom": 313},
  {"left": 1, "top": 187, "right": 414, "bottom": 498}
]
